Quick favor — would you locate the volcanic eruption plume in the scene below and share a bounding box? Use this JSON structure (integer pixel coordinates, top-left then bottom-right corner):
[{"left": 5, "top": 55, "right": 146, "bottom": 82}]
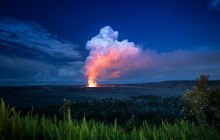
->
[{"left": 84, "top": 26, "right": 140, "bottom": 87}]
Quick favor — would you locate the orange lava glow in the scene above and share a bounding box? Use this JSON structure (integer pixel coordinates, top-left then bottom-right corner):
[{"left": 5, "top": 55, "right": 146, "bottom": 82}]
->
[{"left": 88, "top": 79, "right": 97, "bottom": 87}]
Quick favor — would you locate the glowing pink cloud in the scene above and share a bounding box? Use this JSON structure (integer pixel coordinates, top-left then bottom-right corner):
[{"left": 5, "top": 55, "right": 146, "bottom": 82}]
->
[
  {"left": 84, "top": 26, "right": 220, "bottom": 86},
  {"left": 84, "top": 26, "right": 140, "bottom": 87}
]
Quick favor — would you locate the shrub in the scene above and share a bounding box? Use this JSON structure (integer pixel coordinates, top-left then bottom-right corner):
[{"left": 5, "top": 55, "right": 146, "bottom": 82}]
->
[
  {"left": 59, "top": 98, "right": 71, "bottom": 117},
  {"left": 196, "top": 75, "right": 209, "bottom": 92},
  {"left": 182, "top": 75, "right": 220, "bottom": 128},
  {"left": 205, "top": 86, "right": 220, "bottom": 128}
]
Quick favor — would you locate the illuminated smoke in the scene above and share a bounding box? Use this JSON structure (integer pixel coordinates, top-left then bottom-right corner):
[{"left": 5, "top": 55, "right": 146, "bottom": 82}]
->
[{"left": 84, "top": 26, "right": 140, "bottom": 87}]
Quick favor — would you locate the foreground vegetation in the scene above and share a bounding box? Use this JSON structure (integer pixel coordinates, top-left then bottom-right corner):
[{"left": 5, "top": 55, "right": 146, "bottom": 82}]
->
[
  {"left": 25, "top": 95, "right": 182, "bottom": 129},
  {"left": 0, "top": 75, "right": 219, "bottom": 139},
  {"left": 0, "top": 99, "right": 219, "bottom": 140},
  {"left": 182, "top": 75, "right": 220, "bottom": 128}
]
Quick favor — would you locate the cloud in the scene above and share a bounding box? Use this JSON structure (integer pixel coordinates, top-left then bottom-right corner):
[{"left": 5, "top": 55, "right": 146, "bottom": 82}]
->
[
  {"left": 66, "top": 61, "right": 85, "bottom": 68},
  {"left": 0, "top": 55, "right": 85, "bottom": 84},
  {"left": 0, "top": 42, "right": 17, "bottom": 48},
  {"left": 208, "top": 0, "right": 220, "bottom": 11},
  {"left": 0, "top": 17, "right": 80, "bottom": 59},
  {"left": 121, "top": 50, "right": 220, "bottom": 81},
  {"left": 0, "top": 22, "right": 220, "bottom": 86},
  {"left": 0, "top": 55, "right": 56, "bottom": 80},
  {"left": 84, "top": 26, "right": 220, "bottom": 85},
  {"left": 94, "top": 50, "right": 220, "bottom": 83},
  {"left": 58, "top": 68, "right": 77, "bottom": 77},
  {"left": 57, "top": 61, "right": 85, "bottom": 78},
  {"left": 84, "top": 26, "right": 140, "bottom": 86}
]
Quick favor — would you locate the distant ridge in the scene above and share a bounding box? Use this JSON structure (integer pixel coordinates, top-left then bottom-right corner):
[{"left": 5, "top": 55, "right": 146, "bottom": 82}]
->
[
  {"left": 0, "top": 80, "right": 220, "bottom": 87},
  {"left": 120, "top": 80, "right": 220, "bottom": 89}
]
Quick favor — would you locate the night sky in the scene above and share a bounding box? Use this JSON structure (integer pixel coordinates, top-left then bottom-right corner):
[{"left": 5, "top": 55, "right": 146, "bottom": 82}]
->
[{"left": 0, "top": 0, "right": 220, "bottom": 86}]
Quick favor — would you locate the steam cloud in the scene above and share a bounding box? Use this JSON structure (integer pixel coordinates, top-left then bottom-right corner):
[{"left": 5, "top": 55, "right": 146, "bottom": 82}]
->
[
  {"left": 84, "top": 26, "right": 140, "bottom": 87},
  {"left": 84, "top": 26, "right": 220, "bottom": 87}
]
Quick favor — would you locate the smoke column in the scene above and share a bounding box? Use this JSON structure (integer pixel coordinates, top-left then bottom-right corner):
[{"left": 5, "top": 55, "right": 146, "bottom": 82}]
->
[{"left": 84, "top": 26, "right": 140, "bottom": 87}]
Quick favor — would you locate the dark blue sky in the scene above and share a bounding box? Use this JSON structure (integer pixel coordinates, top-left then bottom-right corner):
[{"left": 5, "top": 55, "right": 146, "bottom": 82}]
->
[{"left": 0, "top": 0, "right": 220, "bottom": 85}]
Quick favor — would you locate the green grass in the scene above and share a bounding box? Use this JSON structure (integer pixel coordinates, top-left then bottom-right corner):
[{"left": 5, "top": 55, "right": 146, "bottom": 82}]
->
[{"left": 0, "top": 99, "right": 219, "bottom": 140}]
